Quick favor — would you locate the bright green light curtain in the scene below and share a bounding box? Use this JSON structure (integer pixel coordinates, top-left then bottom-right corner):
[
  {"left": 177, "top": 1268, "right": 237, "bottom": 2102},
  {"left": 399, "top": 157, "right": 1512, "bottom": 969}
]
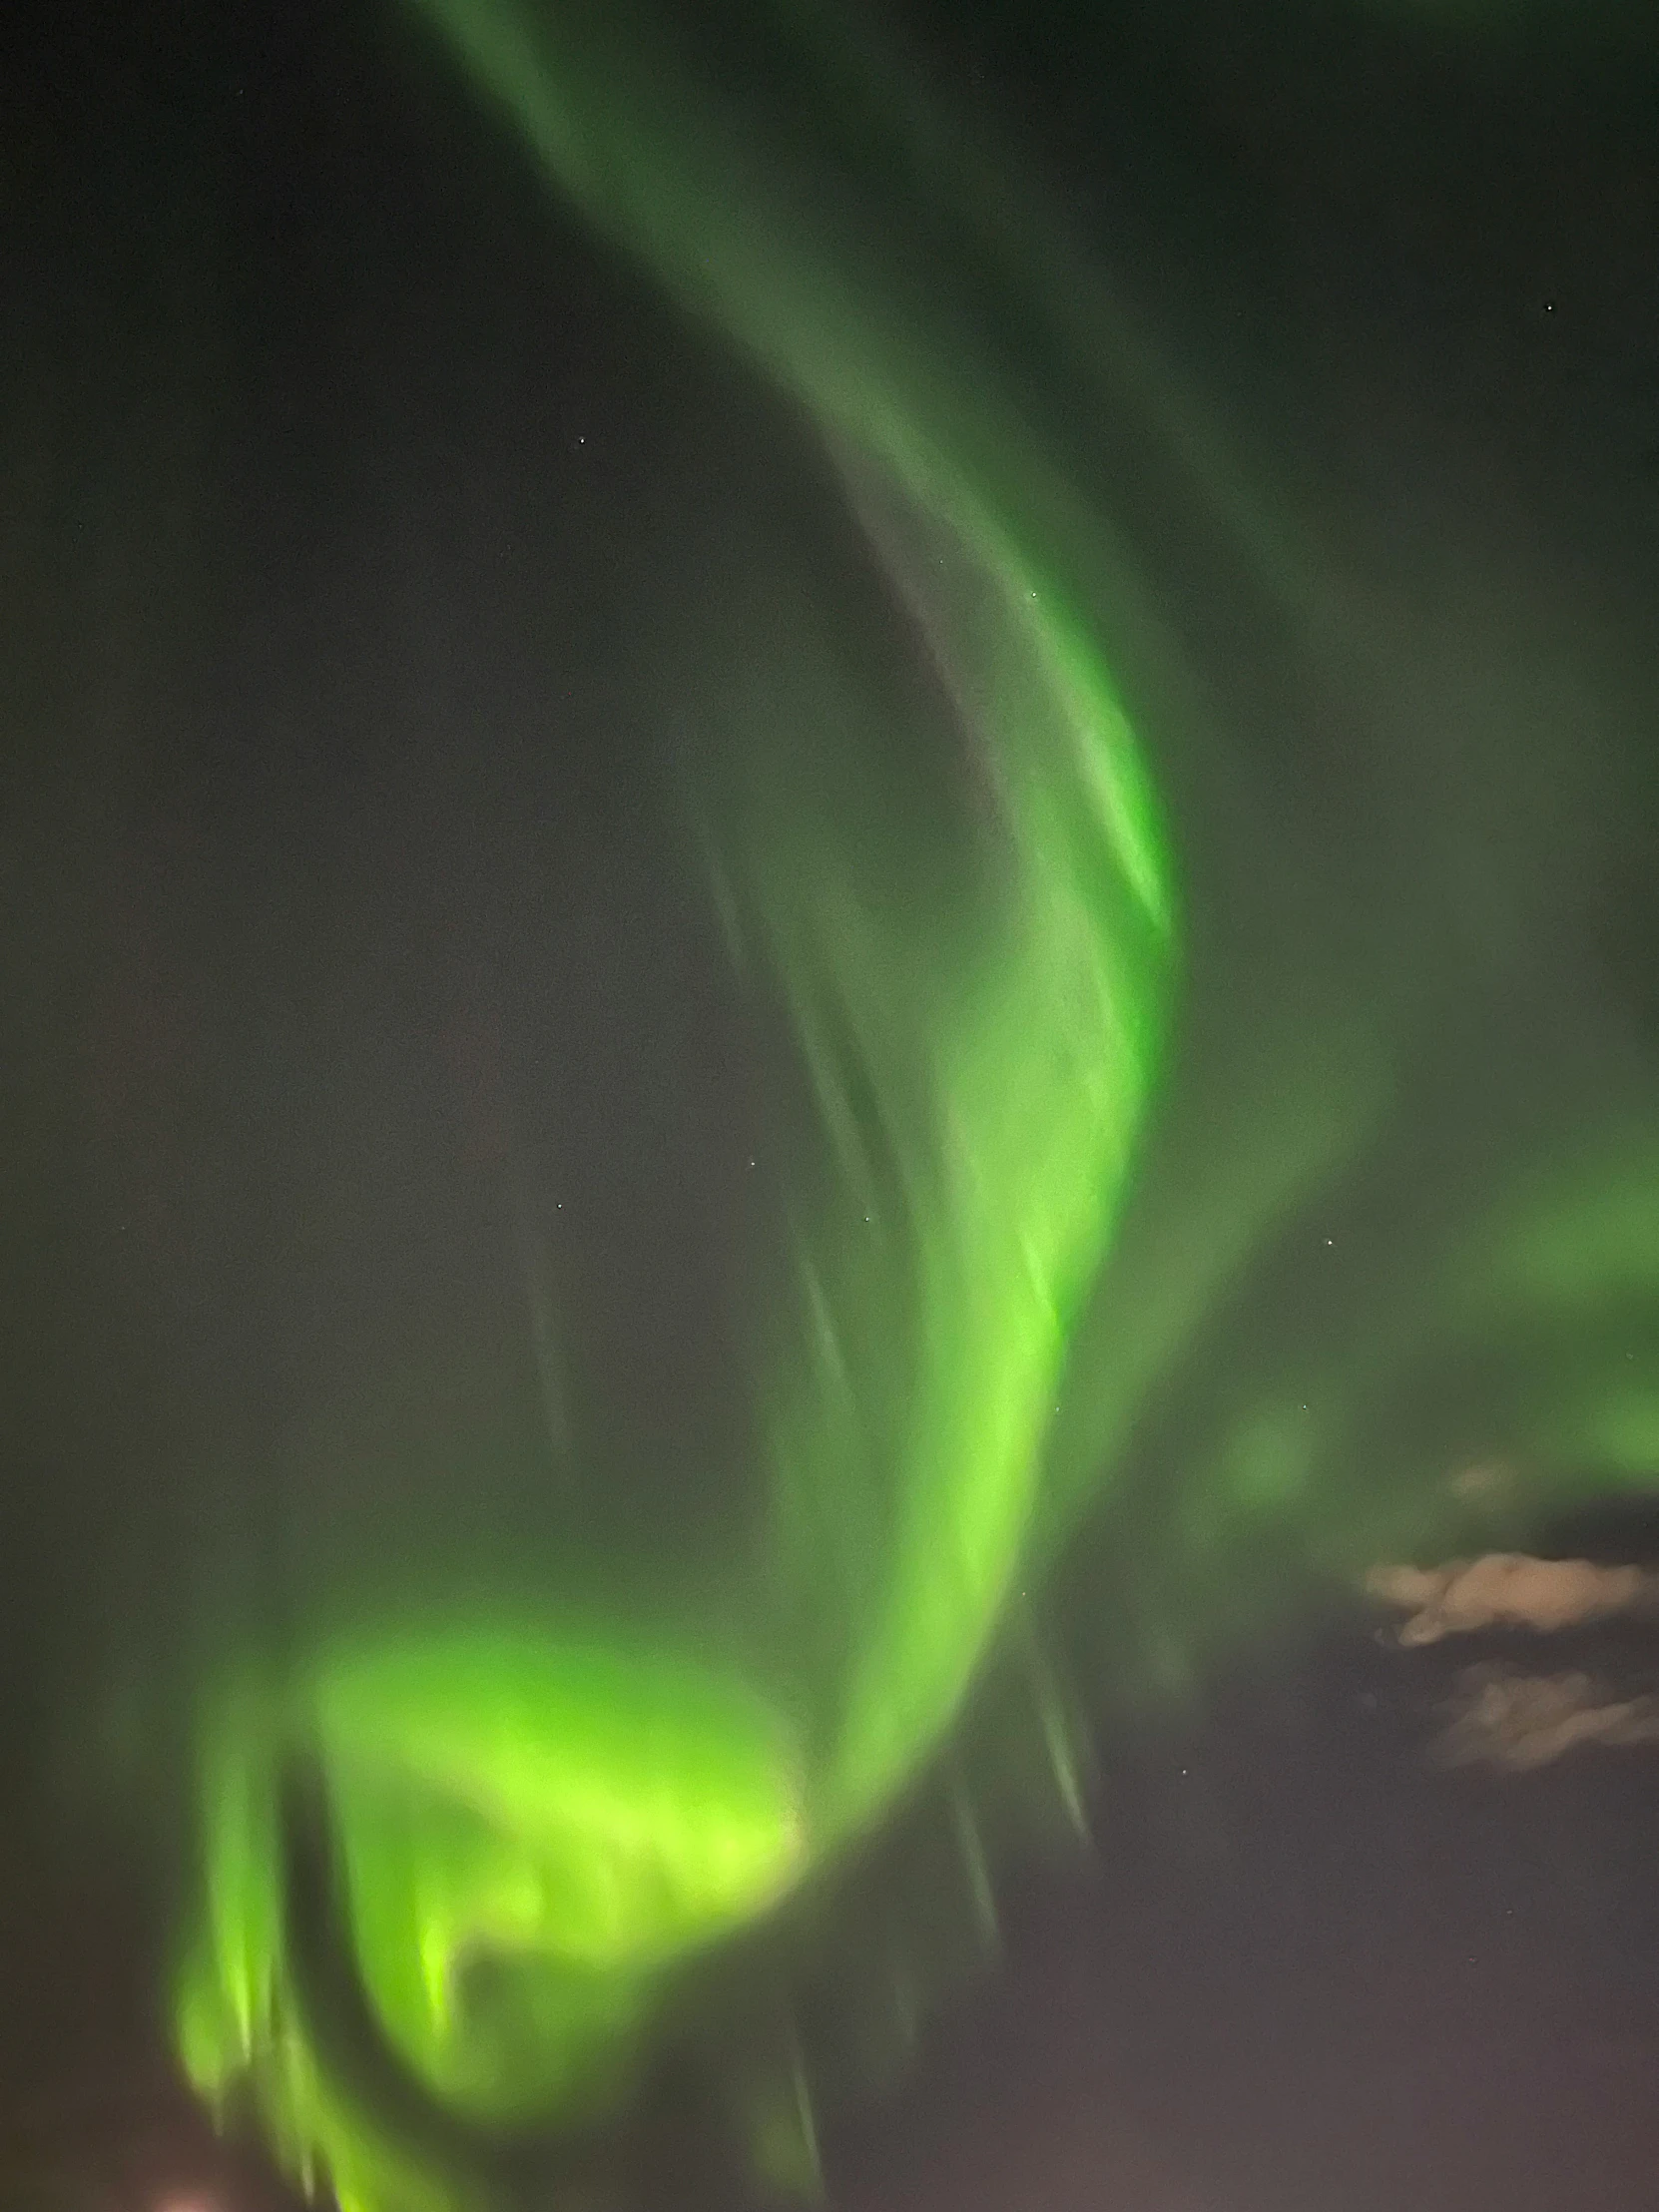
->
[{"left": 172, "top": 4, "right": 1177, "bottom": 2206}]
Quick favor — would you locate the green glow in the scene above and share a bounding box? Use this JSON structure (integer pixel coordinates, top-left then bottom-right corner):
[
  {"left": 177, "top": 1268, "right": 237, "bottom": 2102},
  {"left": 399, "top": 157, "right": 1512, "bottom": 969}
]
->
[
  {"left": 172, "top": 0, "right": 1176, "bottom": 2199},
  {"left": 166, "top": 8, "right": 1659, "bottom": 2206},
  {"left": 181, "top": 1637, "right": 808, "bottom": 2138}
]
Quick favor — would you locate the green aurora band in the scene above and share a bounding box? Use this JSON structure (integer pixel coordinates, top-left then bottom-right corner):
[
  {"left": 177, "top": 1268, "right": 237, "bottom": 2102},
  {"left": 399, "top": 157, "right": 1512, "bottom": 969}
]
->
[
  {"left": 173, "top": 4, "right": 1175, "bottom": 2204},
  {"left": 169, "top": 5, "right": 1659, "bottom": 2209}
]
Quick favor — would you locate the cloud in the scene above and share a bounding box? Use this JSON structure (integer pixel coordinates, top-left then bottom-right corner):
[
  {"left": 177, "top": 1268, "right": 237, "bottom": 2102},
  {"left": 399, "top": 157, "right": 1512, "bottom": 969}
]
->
[
  {"left": 1434, "top": 1665, "right": 1659, "bottom": 1772},
  {"left": 1366, "top": 1553, "right": 1656, "bottom": 1646}
]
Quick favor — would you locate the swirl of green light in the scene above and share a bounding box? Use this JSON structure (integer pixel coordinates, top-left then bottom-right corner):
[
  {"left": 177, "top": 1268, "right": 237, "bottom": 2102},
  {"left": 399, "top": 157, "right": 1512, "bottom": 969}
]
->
[{"left": 171, "top": 5, "right": 1177, "bottom": 2206}]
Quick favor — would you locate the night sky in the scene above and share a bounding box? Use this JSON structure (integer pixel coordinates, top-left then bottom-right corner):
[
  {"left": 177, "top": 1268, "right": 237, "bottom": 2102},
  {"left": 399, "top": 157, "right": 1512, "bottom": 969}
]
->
[{"left": 6, "top": 2, "right": 1659, "bottom": 2207}]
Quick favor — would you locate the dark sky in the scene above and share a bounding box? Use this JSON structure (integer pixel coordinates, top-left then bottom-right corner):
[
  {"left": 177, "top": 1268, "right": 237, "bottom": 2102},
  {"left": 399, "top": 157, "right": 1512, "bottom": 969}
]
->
[{"left": 5, "top": 2, "right": 1659, "bottom": 2207}]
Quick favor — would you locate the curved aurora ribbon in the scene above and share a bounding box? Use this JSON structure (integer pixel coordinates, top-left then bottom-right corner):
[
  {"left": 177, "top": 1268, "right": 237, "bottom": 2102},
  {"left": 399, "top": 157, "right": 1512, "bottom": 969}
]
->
[
  {"left": 172, "top": 3, "right": 1177, "bottom": 2205},
  {"left": 165, "top": 8, "right": 1659, "bottom": 2206}
]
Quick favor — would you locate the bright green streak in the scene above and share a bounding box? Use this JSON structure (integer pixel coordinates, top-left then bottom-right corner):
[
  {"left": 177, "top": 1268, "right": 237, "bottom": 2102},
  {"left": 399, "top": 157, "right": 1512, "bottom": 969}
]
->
[
  {"left": 180, "top": 1639, "right": 807, "bottom": 2139},
  {"left": 172, "top": 1, "right": 1176, "bottom": 2201}
]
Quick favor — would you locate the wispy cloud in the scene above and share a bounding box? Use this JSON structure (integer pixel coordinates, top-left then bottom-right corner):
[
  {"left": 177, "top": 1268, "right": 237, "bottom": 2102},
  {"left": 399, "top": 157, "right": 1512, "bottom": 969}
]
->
[
  {"left": 1366, "top": 1553, "right": 1657, "bottom": 1646},
  {"left": 1435, "top": 1666, "right": 1659, "bottom": 1772}
]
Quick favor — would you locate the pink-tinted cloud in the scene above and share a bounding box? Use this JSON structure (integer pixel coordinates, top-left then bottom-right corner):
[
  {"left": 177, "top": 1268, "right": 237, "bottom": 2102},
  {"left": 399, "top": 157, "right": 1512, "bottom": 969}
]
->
[
  {"left": 1366, "top": 1554, "right": 1655, "bottom": 1646},
  {"left": 1435, "top": 1666, "right": 1659, "bottom": 1772}
]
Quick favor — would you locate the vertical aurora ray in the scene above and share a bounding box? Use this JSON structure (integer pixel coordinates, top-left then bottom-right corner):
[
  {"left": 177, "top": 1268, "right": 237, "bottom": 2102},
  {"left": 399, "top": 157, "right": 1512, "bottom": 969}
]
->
[{"left": 171, "top": 0, "right": 1177, "bottom": 2201}]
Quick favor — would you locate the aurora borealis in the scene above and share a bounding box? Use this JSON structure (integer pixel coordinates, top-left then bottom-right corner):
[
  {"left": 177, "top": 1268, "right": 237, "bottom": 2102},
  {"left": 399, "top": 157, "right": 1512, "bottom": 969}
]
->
[
  {"left": 171, "top": 2, "right": 1177, "bottom": 2200},
  {"left": 165, "top": 2, "right": 1659, "bottom": 2203},
  {"left": 7, "top": 1, "right": 1659, "bottom": 2209}
]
